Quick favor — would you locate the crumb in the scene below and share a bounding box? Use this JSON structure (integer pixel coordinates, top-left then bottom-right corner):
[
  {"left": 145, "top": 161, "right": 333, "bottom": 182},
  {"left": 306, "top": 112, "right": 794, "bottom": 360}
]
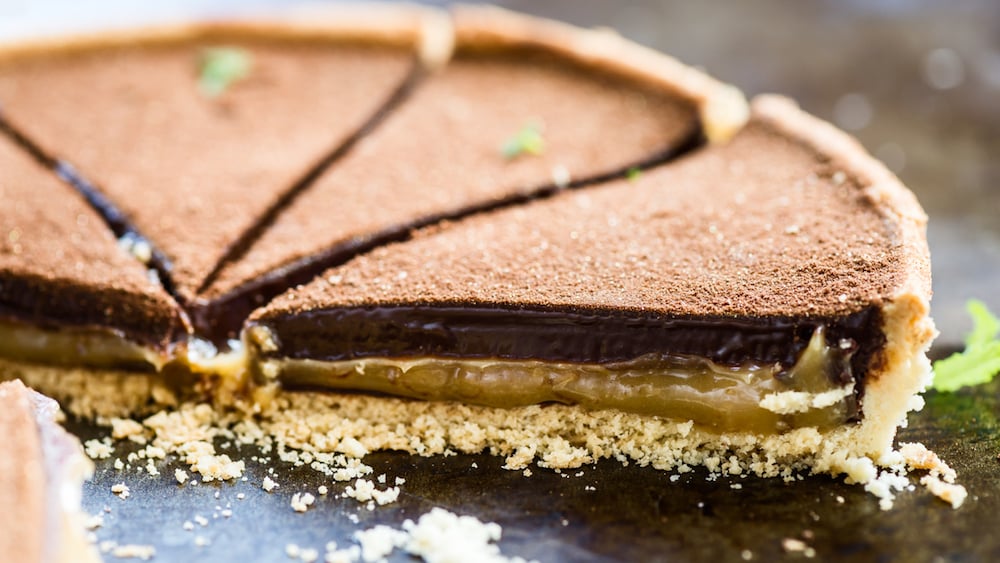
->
[
  {"left": 920, "top": 475, "right": 968, "bottom": 509},
  {"left": 194, "top": 515, "right": 209, "bottom": 527},
  {"left": 221, "top": 509, "right": 233, "bottom": 518},
  {"left": 522, "top": 468, "right": 532, "bottom": 477},
  {"left": 175, "top": 469, "right": 188, "bottom": 484},
  {"left": 835, "top": 495, "right": 844, "bottom": 504},
  {"left": 114, "top": 458, "right": 125, "bottom": 471},
  {"left": 110, "top": 544, "right": 156, "bottom": 560},
  {"left": 730, "top": 484, "right": 742, "bottom": 490},
  {"left": 286, "top": 544, "right": 301, "bottom": 558},
  {"left": 191, "top": 453, "right": 245, "bottom": 481},
  {"left": 110, "top": 417, "right": 145, "bottom": 441},
  {"left": 291, "top": 492, "right": 316, "bottom": 513},
  {"left": 354, "top": 525, "right": 407, "bottom": 562},
  {"left": 300, "top": 548, "right": 319, "bottom": 563},
  {"left": 263, "top": 476, "right": 279, "bottom": 492},
  {"left": 84, "top": 438, "right": 114, "bottom": 459},
  {"left": 782, "top": 538, "right": 805, "bottom": 552},
  {"left": 372, "top": 487, "right": 400, "bottom": 506},
  {"left": 111, "top": 483, "right": 130, "bottom": 499},
  {"left": 741, "top": 549, "right": 753, "bottom": 560},
  {"left": 344, "top": 479, "right": 375, "bottom": 503},
  {"left": 237, "top": 493, "right": 246, "bottom": 500},
  {"left": 183, "top": 521, "right": 194, "bottom": 531},
  {"left": 318, "top": 485, "right": 329, "bottom": 496},
  {"left": 194, "top": 536, "right": 210, "bottom": 547}
]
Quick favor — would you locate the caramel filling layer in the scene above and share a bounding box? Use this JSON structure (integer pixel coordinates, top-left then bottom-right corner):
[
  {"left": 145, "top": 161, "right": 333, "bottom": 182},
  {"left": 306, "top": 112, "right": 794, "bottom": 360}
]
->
[
  {"left": 255, "top": 328, "right": 857, "bottom": 434},
  {"left": 0, "top": 318, "right": 165, "bottom": 371}
]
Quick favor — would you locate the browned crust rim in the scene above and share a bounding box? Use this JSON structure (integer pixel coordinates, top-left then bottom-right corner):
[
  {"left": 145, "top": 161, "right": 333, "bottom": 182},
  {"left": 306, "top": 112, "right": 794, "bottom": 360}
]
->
[
  {"left": 0, "top": 3, "right": 441, "bottom": 63},
  {"left": 450, "top": 4, "right": 749, "bottom": 143},
  {"left": 749, "top": 95, "right": 932, "bottom": 307}
]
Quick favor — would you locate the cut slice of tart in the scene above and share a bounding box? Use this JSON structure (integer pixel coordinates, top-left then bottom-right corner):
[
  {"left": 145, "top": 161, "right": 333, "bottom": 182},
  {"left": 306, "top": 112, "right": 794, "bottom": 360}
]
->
[
  {"left": 246, "top": 96, "right": 934, "bottom": 465},
  {"left": 0, "top": 130, "right": 186, "bottom": 372},
  {"left": 0, "top": 379, "right": 99, "bottom": 563},
  {"left": 0, "top": 5, "right": 432, "bottom": 306},
  {"left": 197, "top": 5, "right": 748, "bottom": 342}
]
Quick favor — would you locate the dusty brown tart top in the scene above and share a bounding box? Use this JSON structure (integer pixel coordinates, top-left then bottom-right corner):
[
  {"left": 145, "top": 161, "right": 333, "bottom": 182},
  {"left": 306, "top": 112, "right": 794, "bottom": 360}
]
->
[
  {"left": 202, "top": 46, "right": 700, "bottom": 304},
  {"left": 0, "top": 134, "right": 184, "bottom": 348},
  {"left": 252, "top": 97, "right": 929, "bottom": 363},
  {"left": 0, "top": 30, "right": 416, "bottom": 303}
]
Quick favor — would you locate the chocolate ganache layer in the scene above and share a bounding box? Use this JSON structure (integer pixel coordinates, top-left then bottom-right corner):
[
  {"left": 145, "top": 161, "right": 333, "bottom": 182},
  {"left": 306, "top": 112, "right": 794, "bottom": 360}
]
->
[{"left": 253, "top": 304, "right": 882, "bottom": 383}]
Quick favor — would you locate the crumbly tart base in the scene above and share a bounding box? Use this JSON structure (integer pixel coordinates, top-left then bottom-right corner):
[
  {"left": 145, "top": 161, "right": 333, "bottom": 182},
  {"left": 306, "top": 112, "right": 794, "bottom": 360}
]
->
[{"left": 0, "top": 357, "right": 197, "bottom": 419}]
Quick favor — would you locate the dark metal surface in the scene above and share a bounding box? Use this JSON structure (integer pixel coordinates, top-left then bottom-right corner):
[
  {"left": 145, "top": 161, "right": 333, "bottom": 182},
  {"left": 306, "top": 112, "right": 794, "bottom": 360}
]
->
[
  {"left": 68, "top": 376, "right": 1000, "bottom": 562},
  {"left": 5, "top": 0, "right": 998, "bottom": 561}
]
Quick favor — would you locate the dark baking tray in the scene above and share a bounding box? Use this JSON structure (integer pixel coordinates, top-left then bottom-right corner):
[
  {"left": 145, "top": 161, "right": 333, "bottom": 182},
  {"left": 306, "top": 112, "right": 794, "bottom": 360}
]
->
[
  {"left": 6, "top": 0, "right": 997, "bottom": 560},
  {"left": 67, "top": 373, "right": 1000, "bottom": 562}
]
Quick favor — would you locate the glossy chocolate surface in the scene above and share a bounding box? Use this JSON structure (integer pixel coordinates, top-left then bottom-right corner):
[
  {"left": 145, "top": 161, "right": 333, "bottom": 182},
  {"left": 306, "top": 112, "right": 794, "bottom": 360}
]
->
[{"left": 255, "top": 304, "right": 883, "bottom": 382}]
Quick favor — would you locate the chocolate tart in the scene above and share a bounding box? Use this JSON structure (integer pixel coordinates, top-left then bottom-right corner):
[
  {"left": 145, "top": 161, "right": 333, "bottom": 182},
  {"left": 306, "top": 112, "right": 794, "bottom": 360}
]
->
[
  {"left": 0, "top": 6, "right": 936, "bottom": 482},
  {"left": 0, "top": 4, "right": 439, "bottom": 305},
  {"left": 195, "top": 5, "right": 748, "bottom": 342},
  {"left": 248, "top": 96, "right": 933, "bottom": 459},
  {"left": 0, "top": 380, "right": 98, "bottom": 563}
]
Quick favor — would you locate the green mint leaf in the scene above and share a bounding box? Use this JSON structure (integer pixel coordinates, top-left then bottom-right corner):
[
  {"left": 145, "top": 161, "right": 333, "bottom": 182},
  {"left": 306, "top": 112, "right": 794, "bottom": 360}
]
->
[
  {"left": 502, "top": 123, "right": 545, "bottom": 159},
  {"left": 626, "top": 167, "right": 642, "bottom": 181},
  {"left": 198, "top": 47, "right": 253, "bottom": 98},
  {"left": 932, "top": 299, "right": 1000, "bottom": 392}
]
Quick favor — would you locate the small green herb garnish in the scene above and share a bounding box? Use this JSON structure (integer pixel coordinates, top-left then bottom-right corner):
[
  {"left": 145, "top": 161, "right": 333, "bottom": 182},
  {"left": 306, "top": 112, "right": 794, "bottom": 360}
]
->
[
  {"left": 198, "top": 47, "right": 253, "bottom": 98},
  {"left": 932, "top": 299, "right": 1000, "bottom": 392},
  {"left": 626, "top": 167, "right": 643, "bottom": 181},
  {"left": 501, "top": 123, "right": 545, "bottom": 159}
]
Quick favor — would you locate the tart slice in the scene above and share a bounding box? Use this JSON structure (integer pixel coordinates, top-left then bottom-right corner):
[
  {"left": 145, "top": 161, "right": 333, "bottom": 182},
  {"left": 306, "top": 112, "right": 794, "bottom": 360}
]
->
[
  {"left": 0, "top": 5, "right": 433, "bottom": 305},
  {"left": 0, "top": 130, "right": 185, "bottom": 378},
  {"left": 197, "top": 5, "right": 748, "bottom": 341},
  {"left": 247, "top": 96, "right": 934, "bottom": 467},
  {"left": 0, "top": 380, "right": 99, "bottom": 563}
]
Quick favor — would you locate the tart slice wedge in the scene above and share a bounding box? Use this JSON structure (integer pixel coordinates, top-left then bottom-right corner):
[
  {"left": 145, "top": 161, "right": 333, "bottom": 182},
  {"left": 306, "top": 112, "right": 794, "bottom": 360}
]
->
[
  {"left": 247, "top": 96, "right": 934, "bottom": 467},
  {"left": 0, "top": 130, "right": 186, "bottom": 374}
]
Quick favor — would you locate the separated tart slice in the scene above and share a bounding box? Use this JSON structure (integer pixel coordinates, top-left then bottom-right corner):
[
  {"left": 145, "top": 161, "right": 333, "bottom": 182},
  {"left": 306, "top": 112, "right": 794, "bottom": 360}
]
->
[
  {"left": 0, "top": 130, "right": 186, "bottom": 409},
  {"left": 247, "top": 96, "right": 934, "bottom": 474}
]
